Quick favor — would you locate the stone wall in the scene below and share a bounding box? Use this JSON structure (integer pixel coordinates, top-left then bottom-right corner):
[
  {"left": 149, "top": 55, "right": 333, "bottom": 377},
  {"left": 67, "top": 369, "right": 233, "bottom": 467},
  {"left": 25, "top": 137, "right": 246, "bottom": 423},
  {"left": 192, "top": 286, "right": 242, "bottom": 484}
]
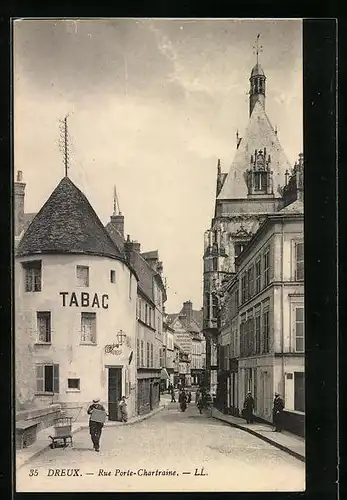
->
[{"left": 16, "top": 404, "right": 61, "bottom": 433}]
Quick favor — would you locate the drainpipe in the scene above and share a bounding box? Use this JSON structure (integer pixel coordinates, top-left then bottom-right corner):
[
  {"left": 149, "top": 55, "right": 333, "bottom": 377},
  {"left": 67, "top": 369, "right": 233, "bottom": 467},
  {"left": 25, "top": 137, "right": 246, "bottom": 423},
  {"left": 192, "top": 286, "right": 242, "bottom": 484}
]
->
[{"left": 280, "top": 220, "right": 285, "bottom": 397}]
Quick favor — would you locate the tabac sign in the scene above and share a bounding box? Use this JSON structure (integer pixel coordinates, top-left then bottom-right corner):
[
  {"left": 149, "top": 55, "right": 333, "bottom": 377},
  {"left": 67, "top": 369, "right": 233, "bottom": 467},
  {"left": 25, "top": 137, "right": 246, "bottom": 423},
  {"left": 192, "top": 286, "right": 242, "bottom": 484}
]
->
[{"left": 60, "top": 292, "right": 108, "bottom": 309}]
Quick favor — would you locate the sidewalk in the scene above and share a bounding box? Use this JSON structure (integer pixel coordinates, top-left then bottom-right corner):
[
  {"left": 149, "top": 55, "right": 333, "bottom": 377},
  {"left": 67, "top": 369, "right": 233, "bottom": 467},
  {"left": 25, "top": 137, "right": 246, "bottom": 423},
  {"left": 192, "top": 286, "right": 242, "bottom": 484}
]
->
[
  {"left": 16, "top": 401, "right": 168, "bottom": 470},
  {"left": 212, "top": 408, "right": 305, "bottom": 462}
]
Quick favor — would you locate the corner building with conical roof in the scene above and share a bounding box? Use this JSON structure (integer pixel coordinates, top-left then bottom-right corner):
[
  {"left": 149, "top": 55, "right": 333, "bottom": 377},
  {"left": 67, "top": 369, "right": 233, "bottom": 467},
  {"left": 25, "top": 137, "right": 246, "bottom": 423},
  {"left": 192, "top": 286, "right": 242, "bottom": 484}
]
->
[
  {"left": 203, "top": 58, "right": 300, "bottom": 398},
  {"left": 15, "top": 176, "right": 139, "bottom": 423}
]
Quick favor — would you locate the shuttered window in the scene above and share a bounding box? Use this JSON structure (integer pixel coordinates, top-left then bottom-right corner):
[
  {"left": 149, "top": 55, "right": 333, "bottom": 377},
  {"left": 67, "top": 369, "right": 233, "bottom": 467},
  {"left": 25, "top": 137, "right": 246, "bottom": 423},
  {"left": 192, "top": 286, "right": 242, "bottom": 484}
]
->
[
  {"left": 295, "top": 242, "right": 304, "bottom": 281},
  {"left": 23, "top": 261, "right": 42, "bottom": 292},
  {"left": 36, "top": 364, "right": 59, "bottom": 393}
]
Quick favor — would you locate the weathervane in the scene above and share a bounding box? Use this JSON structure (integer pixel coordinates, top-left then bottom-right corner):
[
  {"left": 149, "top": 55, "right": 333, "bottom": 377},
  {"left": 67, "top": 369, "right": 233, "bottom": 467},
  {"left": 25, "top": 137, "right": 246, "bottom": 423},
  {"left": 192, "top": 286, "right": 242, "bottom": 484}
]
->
[{"left": 252, "top": 33, "right": 263, "bottom": 64}]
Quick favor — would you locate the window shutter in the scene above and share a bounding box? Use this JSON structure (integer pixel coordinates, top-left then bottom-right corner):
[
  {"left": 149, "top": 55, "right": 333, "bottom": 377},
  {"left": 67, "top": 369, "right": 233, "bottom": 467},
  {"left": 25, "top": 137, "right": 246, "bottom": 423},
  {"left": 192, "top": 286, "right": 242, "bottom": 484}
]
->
[
  {"left": 53, "top": 364, "right": 59, "bottom": 393},
  {"left": 125, "top": 367, "right": 130, "bottom": 397},
  {"left": 36, "top": 364, "right": 44, "bottom": 392}
]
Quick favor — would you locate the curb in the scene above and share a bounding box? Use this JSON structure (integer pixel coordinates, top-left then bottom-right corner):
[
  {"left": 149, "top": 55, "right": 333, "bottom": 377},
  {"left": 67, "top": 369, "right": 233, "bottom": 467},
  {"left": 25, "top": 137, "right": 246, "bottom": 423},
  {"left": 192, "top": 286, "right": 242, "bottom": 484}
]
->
[
  {"left": 212, "top": 412, "right": 305, "bottom": 463},
  {"left": 17, "top": 404, "right": 167, "bottom": 470}
]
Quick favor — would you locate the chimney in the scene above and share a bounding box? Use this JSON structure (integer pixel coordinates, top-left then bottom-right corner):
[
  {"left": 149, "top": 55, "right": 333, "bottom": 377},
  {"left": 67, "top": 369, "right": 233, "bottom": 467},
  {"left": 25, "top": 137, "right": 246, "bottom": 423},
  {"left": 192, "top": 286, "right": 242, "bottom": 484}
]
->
[
  {"left": 14, "top": 170, "right": 26, "bottom": 237},
  {"left": 110, "top": 213, "right": 124, "bottom": 236},
  {"left": 132, "top": 240, "right": 141, "bottom": 253},
  {"left": 182, "top": 300, "right": 193, "bottom": 326}
]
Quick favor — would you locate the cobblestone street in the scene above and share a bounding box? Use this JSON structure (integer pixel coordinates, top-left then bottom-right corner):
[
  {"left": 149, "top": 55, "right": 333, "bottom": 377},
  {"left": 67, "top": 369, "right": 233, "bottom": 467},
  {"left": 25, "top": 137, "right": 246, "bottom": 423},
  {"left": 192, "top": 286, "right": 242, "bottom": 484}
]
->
[{"left": 17, "top": 401, "right": 305, "bottom": 492}]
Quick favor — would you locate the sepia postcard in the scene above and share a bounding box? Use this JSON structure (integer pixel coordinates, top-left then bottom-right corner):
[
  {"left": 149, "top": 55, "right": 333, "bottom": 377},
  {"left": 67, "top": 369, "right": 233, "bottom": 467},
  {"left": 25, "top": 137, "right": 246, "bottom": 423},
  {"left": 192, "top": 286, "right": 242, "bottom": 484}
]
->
[{"left": 13, "top": 17, "right": 305, "bottom": 493}]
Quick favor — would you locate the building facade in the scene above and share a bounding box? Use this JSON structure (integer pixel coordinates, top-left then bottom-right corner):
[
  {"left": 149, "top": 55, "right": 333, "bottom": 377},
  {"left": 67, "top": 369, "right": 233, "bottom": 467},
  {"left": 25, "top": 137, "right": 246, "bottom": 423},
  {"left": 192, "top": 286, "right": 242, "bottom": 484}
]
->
[
  {"left": 15, "top": 176, "right": 138, "bottom": 421},
  {"left": 203, "top": 53, "right": 301, "bottom": 399},
  {"left": 216, "top": 161, "right": 305, "bottom": 435},
  {"left": 106, "top": 214, "right": 167, "bottom": 416}
]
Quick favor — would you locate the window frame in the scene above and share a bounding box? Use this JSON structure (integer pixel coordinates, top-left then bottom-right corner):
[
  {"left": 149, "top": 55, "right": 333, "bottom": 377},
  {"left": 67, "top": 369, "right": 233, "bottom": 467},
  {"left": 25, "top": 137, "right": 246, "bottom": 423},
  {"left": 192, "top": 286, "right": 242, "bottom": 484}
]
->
[
  {"left": 67, "top": 378, "right": 80, "bottom": 391},
  {"left": 23, "top": 260, "right": 42, "bottom": 292},
  {"left": 80, "top": 312, "right": 97, "bottom": 344},
  {"left": 263, "top": 249, "right": 270, "bottom": 288},
  {"left": 294, "top": 305, "right": 305, "bottom": 353},
  {"left": 36, "top": 311, "right": 52, "bottom": 344},
  {"left": 36, "top": 363, "right": 59, "bottom": 394},
  {"left": 110, "top": 270, "right": 116, "bottom": 284},
  {"left": 76, "top": 265, "right": 89, "bottom": 287},
  {"left": 294, "top": 241, "right": 304, "bottom": 281}
]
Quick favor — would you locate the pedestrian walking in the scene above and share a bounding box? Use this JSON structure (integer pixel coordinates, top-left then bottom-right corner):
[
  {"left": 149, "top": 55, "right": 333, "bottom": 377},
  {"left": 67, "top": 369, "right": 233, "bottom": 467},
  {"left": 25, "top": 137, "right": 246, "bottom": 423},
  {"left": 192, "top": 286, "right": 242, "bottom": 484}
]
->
[
  {"left": 243, "top": 391, "right": 255, "bottom": 424},
  {"left": 87, "top": 398, "right": 107, "bottom": 452},
  {"left": 179, "top": 389, "right": 188, "bottom": 412},
  {"left": 272, "top": 392, "right": 285, "bottom": 432},
  {"left": 119, "top": 396, "right": 128, "bottom": 422},
  {"left": 187, "top": 390, "right": 192, "bottom": 403},
  {"left": 170, "top": 386, "right": 176, "bottom": 402}
]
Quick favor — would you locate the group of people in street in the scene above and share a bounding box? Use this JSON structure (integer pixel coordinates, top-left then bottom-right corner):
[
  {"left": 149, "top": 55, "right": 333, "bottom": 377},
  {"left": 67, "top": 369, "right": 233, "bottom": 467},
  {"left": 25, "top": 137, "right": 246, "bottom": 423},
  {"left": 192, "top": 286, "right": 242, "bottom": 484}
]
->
[
  {"left": 87, "top": 395, "right": 128, "bottom": 452},
  {"left": 242, "top": 391, "right": 285, "bottom": 432}
]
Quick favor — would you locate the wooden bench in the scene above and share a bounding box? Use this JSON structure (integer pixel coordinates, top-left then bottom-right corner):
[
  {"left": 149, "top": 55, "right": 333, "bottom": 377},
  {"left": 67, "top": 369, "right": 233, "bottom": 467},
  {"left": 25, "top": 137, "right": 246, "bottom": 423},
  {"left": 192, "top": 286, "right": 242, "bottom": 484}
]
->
[{"left": 16, "top": 421, "right": 38, "bottom": 449}]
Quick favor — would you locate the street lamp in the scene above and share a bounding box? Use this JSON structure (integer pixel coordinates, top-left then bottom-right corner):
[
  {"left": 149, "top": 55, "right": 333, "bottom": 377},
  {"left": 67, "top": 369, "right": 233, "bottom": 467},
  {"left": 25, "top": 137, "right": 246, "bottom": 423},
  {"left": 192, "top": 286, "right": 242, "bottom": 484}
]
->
[{"left": 116, "top": 330, "right": 127, "bottom": 346}]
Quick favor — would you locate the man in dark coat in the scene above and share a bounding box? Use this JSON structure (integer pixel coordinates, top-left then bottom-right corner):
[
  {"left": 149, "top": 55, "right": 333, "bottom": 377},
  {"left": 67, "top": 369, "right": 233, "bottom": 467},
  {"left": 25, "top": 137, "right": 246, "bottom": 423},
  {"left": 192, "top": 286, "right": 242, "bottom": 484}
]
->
[
  {"left": 243, "top": 391, "right": 255, "bottom": 423},
  {"left": 87, "top": 398, "right": 106, "bottom": 452},
  {"left": 272, "top": 393, "right": 285, "bottom": 432}
]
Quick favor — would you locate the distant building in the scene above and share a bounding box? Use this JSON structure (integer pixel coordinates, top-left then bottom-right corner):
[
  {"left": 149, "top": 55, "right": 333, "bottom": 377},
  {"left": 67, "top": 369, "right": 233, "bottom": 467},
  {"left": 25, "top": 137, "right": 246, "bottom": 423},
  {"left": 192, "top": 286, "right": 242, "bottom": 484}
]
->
[
  {"left": 15, "top": 175, "right": 138, "bottom": 422},
  {"left": 168, "top": 301, "right": 205, "bottom": 387},
  {"left": 162, "top": 314, "right": 175, "bottom": 391}
]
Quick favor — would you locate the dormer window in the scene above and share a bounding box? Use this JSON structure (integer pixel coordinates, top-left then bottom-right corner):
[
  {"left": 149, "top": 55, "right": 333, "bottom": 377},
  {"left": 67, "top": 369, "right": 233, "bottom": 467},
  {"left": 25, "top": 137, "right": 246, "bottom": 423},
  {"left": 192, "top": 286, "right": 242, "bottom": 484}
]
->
[
  {"left": 254, "top": 171, "right": 267, "bottom": 191},
  {"left": 247, "top": 148, "right": 273, "bottom": 196}
]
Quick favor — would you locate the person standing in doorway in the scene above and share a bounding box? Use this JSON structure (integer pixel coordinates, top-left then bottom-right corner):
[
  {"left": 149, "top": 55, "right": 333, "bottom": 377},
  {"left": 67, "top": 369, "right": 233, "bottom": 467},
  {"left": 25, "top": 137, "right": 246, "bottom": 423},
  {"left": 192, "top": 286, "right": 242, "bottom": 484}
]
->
[
  {"left": 272, "top": 392, "right": 285, "bottom": 432},
  {"left": 243, "top": 391, "right": 255, "bottom": 424},
  {"left": 87, "top": 398, "right": 107, "bottom": 452}
]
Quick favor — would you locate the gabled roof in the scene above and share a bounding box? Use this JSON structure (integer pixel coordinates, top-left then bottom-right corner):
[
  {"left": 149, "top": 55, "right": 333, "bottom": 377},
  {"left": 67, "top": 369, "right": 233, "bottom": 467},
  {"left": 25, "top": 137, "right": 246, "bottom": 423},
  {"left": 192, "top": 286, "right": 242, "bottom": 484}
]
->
[
  {"left": 17, "top": 177, "right": 124, "bottom": 260},
  {"left": 217, "top": 100, "right": 292, "bottom": 200}
]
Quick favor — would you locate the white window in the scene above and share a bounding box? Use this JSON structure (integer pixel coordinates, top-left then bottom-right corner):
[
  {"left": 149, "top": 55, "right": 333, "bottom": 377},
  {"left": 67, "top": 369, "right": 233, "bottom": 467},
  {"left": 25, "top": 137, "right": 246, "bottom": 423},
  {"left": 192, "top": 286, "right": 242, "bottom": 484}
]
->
[
  {"left": 294, "top": 307, "right": 304, "bottom": 352},
  {"left": 67, "top": 378, "right": 80, "bottom": 390},
  {"left": 81, "top": 312, "right": 96, "bottom": 344},
  {"left": 295, "top": 242, "right": 304, "bottom": 281},
  {"left": 76, "top": 266, "right": 89, "bottom": 287},
  {"left": 23, "top": 260, "right": 42, "bottom": 292},
  {"left": 110, "top": 270, "right": 116, "bottom": 283},
  {"left": 36, "top": 364, "right": 59, "bottom": 393},
  {"left": 37, "top": 311, "right": 51, "bottom": 343}
]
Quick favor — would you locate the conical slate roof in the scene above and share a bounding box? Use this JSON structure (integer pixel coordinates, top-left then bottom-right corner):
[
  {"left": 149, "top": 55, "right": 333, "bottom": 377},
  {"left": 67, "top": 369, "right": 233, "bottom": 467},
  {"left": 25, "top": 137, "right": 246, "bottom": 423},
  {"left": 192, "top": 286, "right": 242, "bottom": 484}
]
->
[
  {"left": 17, "top": 176, "right": 124, "bottom": 260},
  {"left": 217, "top": 100, "right": 292, "bottom": 200}
]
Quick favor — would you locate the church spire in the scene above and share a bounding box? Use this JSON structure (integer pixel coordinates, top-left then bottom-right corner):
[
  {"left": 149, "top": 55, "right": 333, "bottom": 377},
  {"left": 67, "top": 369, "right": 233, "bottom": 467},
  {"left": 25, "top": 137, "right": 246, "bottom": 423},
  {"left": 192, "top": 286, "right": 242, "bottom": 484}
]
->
[{"left": 249, "top": 34, "right": 266, "bottom": 116}]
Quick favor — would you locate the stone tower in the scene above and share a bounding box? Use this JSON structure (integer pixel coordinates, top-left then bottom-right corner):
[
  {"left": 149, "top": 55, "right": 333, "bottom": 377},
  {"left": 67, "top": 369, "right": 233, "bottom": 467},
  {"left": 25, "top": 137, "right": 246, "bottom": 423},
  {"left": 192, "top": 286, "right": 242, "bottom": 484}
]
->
[{"left": 202, "top": 46, "right": 293, "bottom": 395}]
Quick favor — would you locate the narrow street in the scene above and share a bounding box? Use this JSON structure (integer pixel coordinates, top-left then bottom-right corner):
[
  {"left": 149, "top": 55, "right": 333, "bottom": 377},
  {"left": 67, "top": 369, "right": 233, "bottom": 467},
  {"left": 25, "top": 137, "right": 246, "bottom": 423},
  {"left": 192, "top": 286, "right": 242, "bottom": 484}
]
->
[{"left": 17, "top": 399, "right": 305, "bottom": 492}]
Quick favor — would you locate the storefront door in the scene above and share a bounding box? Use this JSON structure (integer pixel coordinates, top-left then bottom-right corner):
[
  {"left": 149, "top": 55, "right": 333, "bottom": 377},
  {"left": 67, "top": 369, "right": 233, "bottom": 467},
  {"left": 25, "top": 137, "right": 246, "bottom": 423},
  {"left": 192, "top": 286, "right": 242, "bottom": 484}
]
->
[{"left": 108, "top": 368, "right": 122, "bottom": 421}]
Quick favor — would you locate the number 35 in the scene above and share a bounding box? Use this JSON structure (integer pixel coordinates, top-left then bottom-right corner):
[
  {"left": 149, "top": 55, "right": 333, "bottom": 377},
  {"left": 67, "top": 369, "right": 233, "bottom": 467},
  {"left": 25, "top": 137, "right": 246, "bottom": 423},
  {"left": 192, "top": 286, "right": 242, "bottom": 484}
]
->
[{"left": 29, "top": 469, "right": 38, "bottom": 476}]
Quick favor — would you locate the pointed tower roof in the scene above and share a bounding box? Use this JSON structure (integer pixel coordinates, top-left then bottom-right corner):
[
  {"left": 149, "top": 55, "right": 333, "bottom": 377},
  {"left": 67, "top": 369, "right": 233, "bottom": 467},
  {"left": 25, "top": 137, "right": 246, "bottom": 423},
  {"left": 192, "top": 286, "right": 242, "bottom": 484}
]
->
[
  {"left": 17, "top": 176, "right": 124, "bottom": 260},
  {"left": 251, "top": 63, "right": 265, "bottom": 77},
  {"left": 217, "top": 100, "right": 292, "bottom": 199}
]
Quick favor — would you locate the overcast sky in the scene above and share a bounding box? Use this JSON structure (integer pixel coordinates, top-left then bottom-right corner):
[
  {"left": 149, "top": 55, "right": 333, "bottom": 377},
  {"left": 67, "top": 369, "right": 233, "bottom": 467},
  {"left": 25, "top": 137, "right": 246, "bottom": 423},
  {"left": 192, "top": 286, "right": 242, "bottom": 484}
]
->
[{"left": 13, "top": 18, "right": 302, "bottom": 312}]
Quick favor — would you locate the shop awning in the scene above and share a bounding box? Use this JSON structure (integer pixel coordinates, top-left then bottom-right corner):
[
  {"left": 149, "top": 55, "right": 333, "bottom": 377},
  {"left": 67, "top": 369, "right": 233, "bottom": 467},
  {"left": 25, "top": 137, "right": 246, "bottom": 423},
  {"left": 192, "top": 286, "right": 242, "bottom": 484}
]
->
[{"left": 160, "top": 368, "right": 170, "bottom": 380}]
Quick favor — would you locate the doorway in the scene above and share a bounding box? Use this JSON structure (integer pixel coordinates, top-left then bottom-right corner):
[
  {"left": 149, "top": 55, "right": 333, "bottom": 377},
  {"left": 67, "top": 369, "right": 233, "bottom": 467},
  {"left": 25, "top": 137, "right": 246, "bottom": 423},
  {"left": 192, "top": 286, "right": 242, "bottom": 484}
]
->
[{"left": 108, "top": 367, "right": 122, "bottom": 421}]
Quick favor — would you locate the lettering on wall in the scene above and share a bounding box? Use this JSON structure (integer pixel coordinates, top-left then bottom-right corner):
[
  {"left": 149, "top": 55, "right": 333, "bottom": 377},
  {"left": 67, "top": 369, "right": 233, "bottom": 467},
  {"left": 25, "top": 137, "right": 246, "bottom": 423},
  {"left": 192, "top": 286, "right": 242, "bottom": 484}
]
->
[{"left": 60, "top": 292, "right": 109, "bottom": 309}]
